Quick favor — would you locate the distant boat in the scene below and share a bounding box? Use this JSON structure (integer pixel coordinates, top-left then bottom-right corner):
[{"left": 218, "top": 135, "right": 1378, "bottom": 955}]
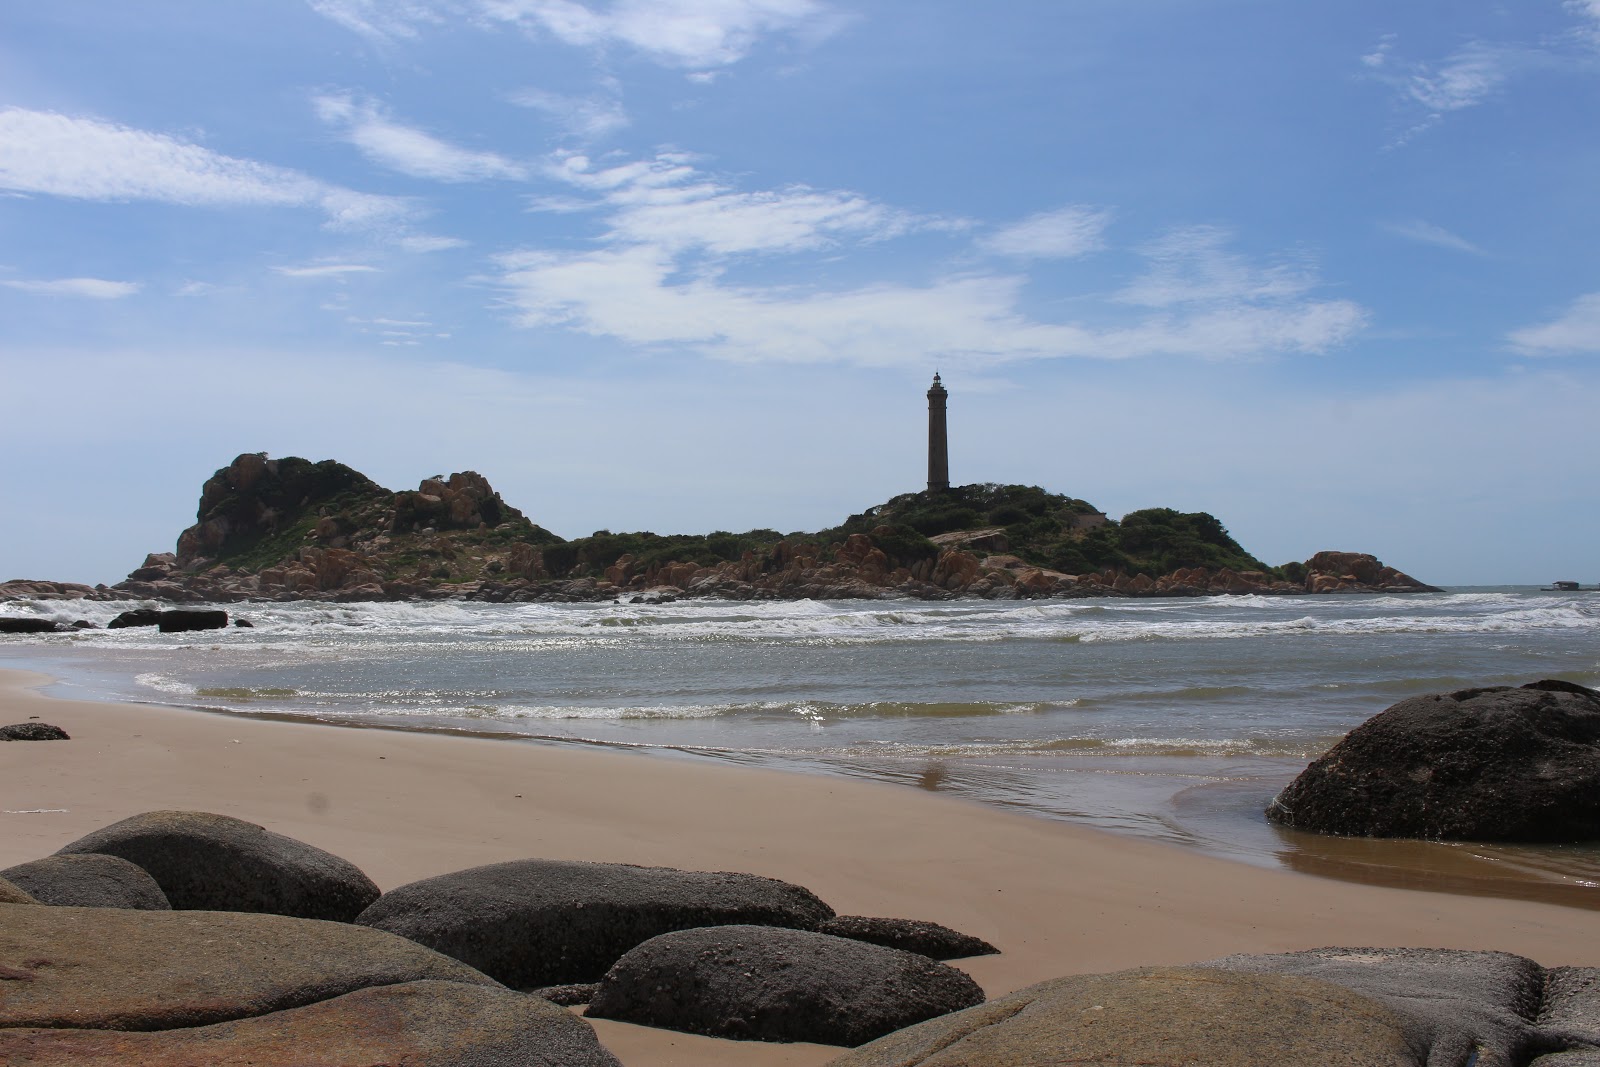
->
[{"left": 1541, "top": 580, "right": 1596, "bottom": 591}]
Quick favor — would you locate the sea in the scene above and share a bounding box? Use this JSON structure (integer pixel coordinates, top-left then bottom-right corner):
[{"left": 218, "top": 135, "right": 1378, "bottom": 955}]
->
[{"left": 3, "top": 588, "right": 1599, "bottom": 907}]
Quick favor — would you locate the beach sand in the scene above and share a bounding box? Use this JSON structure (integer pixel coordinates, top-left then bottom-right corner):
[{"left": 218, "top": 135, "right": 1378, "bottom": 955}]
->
[{"left": 3, "top": 665, "right": 1598, "bottom": 1066}]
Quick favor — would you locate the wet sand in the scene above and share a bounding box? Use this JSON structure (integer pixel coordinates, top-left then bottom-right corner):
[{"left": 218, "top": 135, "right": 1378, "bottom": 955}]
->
[{"left": 3, "top": 666, "right": 1598, "bottom": 1067}]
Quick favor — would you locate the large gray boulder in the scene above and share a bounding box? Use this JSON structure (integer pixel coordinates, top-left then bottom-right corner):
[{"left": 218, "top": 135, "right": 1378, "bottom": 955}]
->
[
  {"left": 1268, "top": 680, "right": 1600, "bottom": 841},
  {"left": 0, "top": 903, "right": 497, "bottom": 1031},
  {"left": 0, "top": 854, "right": 169, "bottom": 909},
  {"left": 827, "top": 966, "right": 1425, "bottom": 1066},
  {"left": 0, "top": 980, "right": 621, "bottom": 1066},
  {"left": 355, "top": 858, "right": 835, "bottom": 988},
  {"left": 816, "top": 915, "right": 998, "bottom": 960},
  {"left": 1542, "top": 968, "right": 1600, "bottom": 1050},
  {"left": 55, "top": 810, "right": 379, "bottom": 920},
  {"left": 588, "top": 924, "right": 984, "bottom": 1046},
  {"left": 1202, "top": 947, "right": 1547, "bottom": 1064}
]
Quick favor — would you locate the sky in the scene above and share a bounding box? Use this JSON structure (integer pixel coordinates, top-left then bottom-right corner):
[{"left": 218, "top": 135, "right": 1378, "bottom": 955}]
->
[{"left": 2, "top": 1, "right": 1598, "bottom": 587}]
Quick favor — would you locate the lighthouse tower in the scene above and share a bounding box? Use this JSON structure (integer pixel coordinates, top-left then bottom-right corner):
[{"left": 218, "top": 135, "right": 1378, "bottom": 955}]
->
[{"left": 927, "top": 373, "right": 949, "bottom": 492}]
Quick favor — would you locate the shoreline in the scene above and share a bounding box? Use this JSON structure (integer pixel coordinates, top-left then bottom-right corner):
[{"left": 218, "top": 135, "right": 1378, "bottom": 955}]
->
[
  {"left": 5, "top": 664, "right": 1600, "bottom": 1066},
  {"left": 12, "top": 651, "right": 1600, "bottom": 915}
]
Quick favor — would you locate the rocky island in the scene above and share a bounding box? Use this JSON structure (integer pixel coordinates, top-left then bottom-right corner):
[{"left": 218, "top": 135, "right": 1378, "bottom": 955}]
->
[{"left": 2, "top": 452, "right": 1437, "bottom": 604}]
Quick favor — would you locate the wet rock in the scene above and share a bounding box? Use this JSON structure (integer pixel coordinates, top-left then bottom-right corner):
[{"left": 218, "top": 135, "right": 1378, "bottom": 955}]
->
[
  {"left": 829, "top": 966, "right": 1424, "bottom": 1066},
  {"left": 56, "top": 810, "right": 379, "bottom": 920},
  {"left": 817, "top": 915, "right": 998, "bottom": 960},
  {"left": 107, "top": 608, "right": 163, "bottom": 629},
  {"left": 588, "top": 925, "right": 984, "bottom": 1046},
  {"left": 0, "top": 903, "right": 498, "bottom": 1030},
  {"left": 157, "top": 609, "right": 228, "bottom": 633},
  {"left": 1267, "top": 681, "right": 1600, "bottom": 841},
  {"left": 356, "top": 858, "right": 835, "bottom": 987},
  {"left": 0, "top": 854, "right": 169, "bottom": 909},
  {"left": 0, "top": 723, "right": 69, "bottom": 741},
  {"left": 0, "top": 618, "right": 61, "bottom": 634}
]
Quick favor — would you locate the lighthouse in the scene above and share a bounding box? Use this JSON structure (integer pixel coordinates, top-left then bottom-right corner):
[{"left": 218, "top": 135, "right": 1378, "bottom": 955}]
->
[{"left": 927, "top": 372, "right": 949, "bottom": 492}]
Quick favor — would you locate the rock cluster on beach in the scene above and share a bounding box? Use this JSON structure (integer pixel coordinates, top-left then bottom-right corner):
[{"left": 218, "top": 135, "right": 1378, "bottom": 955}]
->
[
  {"left": 1268, "top": 679, "right": 1600, "bottom": 842},
  {"left": 0, "top": 452, "right": 1438, "bottom": 608},
  {"left": 4, "top": 808, "right": 1600, "bottom": 1064}
]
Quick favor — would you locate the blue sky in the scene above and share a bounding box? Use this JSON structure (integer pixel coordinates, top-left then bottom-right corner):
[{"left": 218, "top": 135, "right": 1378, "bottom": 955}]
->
[{"left": 2, "top": 0, "right": 1597, "bottom": 586}]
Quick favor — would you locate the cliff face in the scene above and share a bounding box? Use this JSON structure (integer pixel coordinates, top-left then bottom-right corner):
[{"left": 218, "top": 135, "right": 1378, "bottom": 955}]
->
[{"left": 20, "top": 453, "right": 1438, "bottom": 604}]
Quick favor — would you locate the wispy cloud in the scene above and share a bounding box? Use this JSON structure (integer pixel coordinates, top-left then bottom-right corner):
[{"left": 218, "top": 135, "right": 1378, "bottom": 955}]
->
[
  {"left": 0, "top": 107, "right": 410, "bottom": 229},
  {"left": 492, "top": 158, "right": 1364, "bottom": 366},
  {"left": 398, "top": 234, "right": 469, "bottom": 252},
  {"left": 304, "top": 0, "right": 446, "bottom": 46},
  {"left": 273, "top": 263, "right": 381, "bottom": 278},
  {"left": 1508, "top": 292, "right": 1600, "bottom": 355},
  {"left": 980, "top": 206, "right": 1111, "bottom": 259},
  {"left": 315, "top": 94, "right": 529, "bottom": 182},
  {"left": 509, "top": 88, "right": 629, "bottom": 140},
  {"left": 308, "top": 0, "right": 843, "bottom": 70},
  {"left": 1, "top": 277, "right": 140, "bottom": 299},
  {"left": 1382, "top": 219, "right": 1486, "bottom": 256}
]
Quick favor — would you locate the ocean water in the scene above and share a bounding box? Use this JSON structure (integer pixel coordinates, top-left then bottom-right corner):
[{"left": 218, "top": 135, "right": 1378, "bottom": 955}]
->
[{"left": 4, "top": 589, "right": 1599, "bottom": 905}]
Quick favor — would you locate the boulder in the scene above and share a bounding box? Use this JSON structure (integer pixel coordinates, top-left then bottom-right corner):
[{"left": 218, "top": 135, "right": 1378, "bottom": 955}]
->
[
  {"left": 0, "top": 723, "right": 69, "bottom": 741},
  {"left": 0, "top": 618, "right": 61, "bottom": 634},
  {"left": 1267, "top": 681, "right": 1600, "bottom": 841},
  {"left": 1203, "top": 947, "right": 1547, "bottom": 1064},
  {"left": 587, "top": 925, "right": 984, "bottom": 1046},
  {"left": 355, "top": 859, "right": 835, "bottom": 988},
  {"left": 828, "top": 966, "right": 1425, "bottom": 1066},
  {"left": 0, "top": 903, "right": 497, "bottom": 1031},
  {"left": 0, "top": 981, "right": 621, "bottom": 1067},
  {"left": 1541, "top": 967, "right": 1600, "bottom": 1049},
  {"left": 0, "top": 854, "right": 170, "bottom": 909},
  {"left": 55, "top": 810, "right": 380, "bottom": 920},
  {"left": 532, "top": 983, "right": 600, "bottom": 1006},
  {"left": 157, "top": 609, "right": 229, "bottom": 633},
  {"left": 0, "top": 877, "right": 39, "bottom": 905},
  {"left": 816, "top": 916, "right": 998, "bottom": 960},
  {"left": 107, "top": 608, "right": 164, "bottom": 629}
]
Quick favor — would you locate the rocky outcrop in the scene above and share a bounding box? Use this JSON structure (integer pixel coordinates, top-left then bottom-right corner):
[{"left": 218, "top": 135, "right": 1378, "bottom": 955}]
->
[
  {"left": 0, "top": 903, "right": 498, "bottom": 1030},
  {"left": 56, "top": 810, "right": 380, "bottom": 920},
  {"left": 0, "top": 854, "right": 169, "bottom": 909},
  {"left": 0, "top": 980, "right": 622, "bottom": 1067},
  {"left": 0, "top": 617, "right": 62, "bottom": 633},
  {"left": 587, "top": 925, "right": 985, "bottom": 1046},
  {"left": 1302, "top": 550, "right": 1440, "bottom": 593},
  {"left": 355, "top": 859, "right": 836, "bottom": 988},
  {"left": 815, "top": 916, "right": 998, "bottom": 960},
  {"left": 0, "top": 455, "right": 1438, "bottom": 605},
  {"left": 156, "top": 608, "right": 228, "bottom": 632},
  {"left": 0, "top": 723, "right": 69, "bottom": 740},
  {"left": 1267, "top": 680, "right": 1600, "bottom": 841},
  {"left": 0, "top": 877, "right": 39, "bottom": 904}
]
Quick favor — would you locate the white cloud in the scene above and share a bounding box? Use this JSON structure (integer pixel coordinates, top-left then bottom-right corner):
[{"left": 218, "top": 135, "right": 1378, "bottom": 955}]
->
[
  {"left": 398, "top": 234, "right": 469, "bottom": 252},
  {"left": 479, "top": 0, "right": 838, "bottom": 69},
  {"left": 315, "top": 95, "right": 529, "bottom": 182},
  {"left": 273, "top": 263, "right": 381, "bottom": 278},
  {"left": 550, "top": 151, "right": 920, "bottom": 255},
  {"left": 1, "top": 277, "right": 140, "bottom": 299},
  {"left": 980, "top": 206, "right": 1111, "bottom": 259},
  {"left": 309, "top": 0, "right": 841, "bottom": 70},
  {"left": 509, "top": 88, "right": 629, "bottom": 140},
  {"left": 1405, "top": 42, "right": 1518, "bottom": 112},
  {"left": 1382, "top": 219, "right": 1486, "bottom": 256},
  {"left": 492, "top": 173, "right": 1365, "bottom": 367},
  {"left": 1115, "top": 226, "right": 1318, "bottom": 308},
  {"left": 304, "top": 0, "right": 446, "bottom": 45},
  {"left": 0, "top": 107, "right": 410, "bottom": 229},
  {"left": 1508, "top": 293, "right": 1600, "bottom": 355}
]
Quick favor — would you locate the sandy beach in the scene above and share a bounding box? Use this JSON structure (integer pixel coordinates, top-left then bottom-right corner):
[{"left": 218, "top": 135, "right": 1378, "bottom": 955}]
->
[{"left": 3, "top": 665, "right": 1598, "bottom": 1066}]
